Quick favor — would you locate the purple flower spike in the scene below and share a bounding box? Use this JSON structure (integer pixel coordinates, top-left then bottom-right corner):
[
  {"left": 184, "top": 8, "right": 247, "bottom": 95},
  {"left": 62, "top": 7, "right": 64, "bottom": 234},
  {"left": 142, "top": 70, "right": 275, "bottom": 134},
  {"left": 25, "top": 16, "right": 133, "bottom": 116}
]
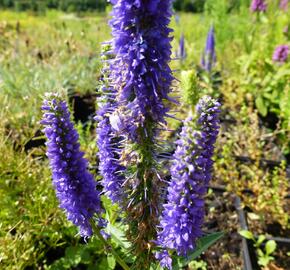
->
[
  {"left": 156, "top": 96, "right": 221, "bottom": 268},
  {"left": 175, "top": 13, "right": 180, "bottom": 25},
  {"left": 96, "top": 44, "right": 125, "bottom": 204},
  {"left": 280, "top": 0, "right": 288, "bottom": 10},
  {"left": 201, "top": 26, "right": 216, "bottom": 72},
  {"left": 177, "top": 33, "right": 186, "bottom": 61},
  {"left": 272, "top": 45, "right": 289, "bottom": 63},
  {"left": 41, "top": 94, "right": 101, "bottom": 237},
  {"left": 96, "top": 95, "right": 125, "bottom": 204},
  {"left": 109, "top": 0, "right": 174, "bottom": 140},
  {"left": 250, "top": 0, "right": 267, "bottom": 12}
]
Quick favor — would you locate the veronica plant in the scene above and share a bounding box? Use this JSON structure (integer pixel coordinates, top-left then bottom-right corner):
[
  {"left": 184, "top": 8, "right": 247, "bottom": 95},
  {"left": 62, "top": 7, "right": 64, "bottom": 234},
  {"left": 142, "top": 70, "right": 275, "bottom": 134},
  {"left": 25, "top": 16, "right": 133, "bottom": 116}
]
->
[
  {"left": 201, "top": 26, "right": 216, "bottom": 73},
  {"left": 272, "top": 45, "right": 289, "bottom": 63},
  {"left": 41, "top": 94, "right": 102, "bottom": 237},
  {"left": 106, "top": 0, "right": 175, "bottom": 267},
  {"left": 42, "top": 1, "right": 223, "bottom": 269},
  {"left": 177, "top": 33, "right": 186, "bottom": 62},
  {"left": 41, "top": 93, "right": 130, "bottom": 270},
  {"left": 250, "top": 0, "right": 267, "bottom": 12},
  {"left": 155, "top": 96, "right": 221, "bottom": 269},
  {"left": 279, "top": 0, "right": 288, "bottom": 11}
]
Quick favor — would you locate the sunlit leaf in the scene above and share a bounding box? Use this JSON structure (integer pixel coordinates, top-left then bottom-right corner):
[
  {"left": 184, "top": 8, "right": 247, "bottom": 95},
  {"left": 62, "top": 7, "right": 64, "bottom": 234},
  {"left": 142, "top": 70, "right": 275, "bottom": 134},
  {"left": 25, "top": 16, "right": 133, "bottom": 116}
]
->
[
  {"left": 239, "top": 230, "right": 254, "bottom": 240},
  {"left": 265, "top": 240, "right": 277, "bottom": 255}
]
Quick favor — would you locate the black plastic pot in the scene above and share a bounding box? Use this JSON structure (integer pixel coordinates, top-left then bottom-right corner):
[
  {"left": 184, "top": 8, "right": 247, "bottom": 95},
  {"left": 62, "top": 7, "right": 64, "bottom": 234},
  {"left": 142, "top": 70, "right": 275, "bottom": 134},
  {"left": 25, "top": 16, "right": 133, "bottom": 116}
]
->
[
  {"left": 235, "top": 196, "right": 290, "bottom": 270},
  {"left": 24, "top": 129, "right": 46, "bottom": 152},
  {"left": 67, "top": 88, "right": 97, "bottom": 124},
  {"left": 210, "top": 188, "right": 290, "bottom": 270},
  {"left": 235, "top": 197, "right": 253, "bottom": 270},
  {"left": 258, "top": 112, "right": 279, "bottom": 131}
]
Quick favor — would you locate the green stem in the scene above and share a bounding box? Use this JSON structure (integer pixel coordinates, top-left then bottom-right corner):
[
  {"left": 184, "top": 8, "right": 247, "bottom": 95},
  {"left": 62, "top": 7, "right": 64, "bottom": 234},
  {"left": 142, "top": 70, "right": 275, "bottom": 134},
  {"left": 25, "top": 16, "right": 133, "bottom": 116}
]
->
[{"left": 90, "top": 221, "right": 130, "bottom": 270}]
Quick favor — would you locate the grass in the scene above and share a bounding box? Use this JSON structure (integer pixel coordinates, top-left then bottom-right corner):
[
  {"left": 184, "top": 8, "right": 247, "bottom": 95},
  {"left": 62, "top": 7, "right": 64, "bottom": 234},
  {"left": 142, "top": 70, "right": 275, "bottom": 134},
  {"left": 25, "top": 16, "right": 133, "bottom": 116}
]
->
[
  {"left": 1, "top": 10, "right": 110, "bottom": 137},
  {"left": 0, "top": 10, "right": 111, "bottom": 269}
]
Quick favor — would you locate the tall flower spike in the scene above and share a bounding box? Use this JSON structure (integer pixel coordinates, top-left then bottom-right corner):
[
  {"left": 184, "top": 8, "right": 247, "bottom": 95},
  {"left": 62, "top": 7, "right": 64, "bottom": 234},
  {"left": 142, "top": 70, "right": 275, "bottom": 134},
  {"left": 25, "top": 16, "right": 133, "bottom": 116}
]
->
[
  {"left": 109, "top": 0, "right": 174, "bottom": 140},
  {"left": 156, "top": 96, "right": 221, "bottom": 269},
  {"left": 272, "top": 45, "right": 289, "bottom": 63},
  {"left": 250, "top": 0, "right": 267, "bottom": 12},
  {"left": 96, "top": 44, "right": 125, "bottom": 204},
  {"left": 201, "top": 26, "right": 216, "bottom": 72},
  {"left": 97, "top": 100, "right": 125, "bottom": 203},
  {"left": 177, "top": 33, "right": 186, "bottom": 61},
  {"left": 41, "top": 94, "right": 101, "bottom": 237},
  {"left": 107, "top": 0, "right": 174, "bottom": 266}
]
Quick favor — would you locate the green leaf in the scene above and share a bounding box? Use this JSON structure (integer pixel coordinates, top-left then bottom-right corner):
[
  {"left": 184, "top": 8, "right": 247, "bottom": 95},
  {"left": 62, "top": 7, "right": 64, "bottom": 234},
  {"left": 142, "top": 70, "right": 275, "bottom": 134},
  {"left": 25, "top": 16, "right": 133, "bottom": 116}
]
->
[
  {"left": 65, "top": 246, "right": 82, "bottom": 266},
  {"left": 106, "top": 223, "right": 131, "bottom": 249},
  {"left": 265, "top": 240, "right": 277, "bottom": 255},
  {"left": 256, "top": 235, "right": 266, "bottom": 247},
  {"left": 49, "top": 258, "right": 70, "bottom": 270},
  {"left": 255, "top": 96, "right": 267, "bottom": 116},
  {"left": 239, "top": 230, "right": 254, "bottom": 240},
  {"left": 107, "top": 254, "right": 116, "bottom": 270},
  {"left": 172, "top": 232, "right": 224, "bottom": 270},
  {"left": 80, "top": 249, "right": 91, "bottom": 264},
  {"left": 97, "top": 257, "right": 110, "bottom": 270},
  {"left": 258, "top": 256, "right": 270, "bottom": 267},
  {"left": 257, "top": 248, "right": 264, "bottom": 257}
]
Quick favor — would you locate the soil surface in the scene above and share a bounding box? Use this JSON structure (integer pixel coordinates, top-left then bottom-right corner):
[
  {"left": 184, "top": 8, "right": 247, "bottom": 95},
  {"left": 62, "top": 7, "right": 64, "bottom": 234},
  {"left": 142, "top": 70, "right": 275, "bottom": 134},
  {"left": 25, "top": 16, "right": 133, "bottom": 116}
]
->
[{"left": 201, "top": 191, "right": 244, "bottom": 270}]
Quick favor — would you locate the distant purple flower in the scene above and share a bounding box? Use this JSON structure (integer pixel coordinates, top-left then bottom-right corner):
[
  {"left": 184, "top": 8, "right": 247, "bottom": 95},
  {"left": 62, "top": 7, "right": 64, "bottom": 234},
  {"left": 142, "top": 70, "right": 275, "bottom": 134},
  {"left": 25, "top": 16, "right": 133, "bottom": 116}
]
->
[
  {"left": 177, "top": 33, "right": 186, "bottom": 61},
  {"left": 201, "top": 26, "right": 216, "bottom": 72},
  {"left": 109, "top": 0, "right": 174, "bottom": 140},
  {"left": 250, "top": 0, "right": 267, "bottom": 12},
  {"left": 272, "top": 45, "right": 289, "bottom": 63},
  {"left": 175, "top": 13, "right": 180, "bottom": 25},
  {"left": 280, "top": 0, "right": 288, "bottom": 10},
  {"left": 156, "top": 96, "right": 221, "bottom": 268},
  {"left": 41, "top": 94, "right": 101, "bottom": 237}
]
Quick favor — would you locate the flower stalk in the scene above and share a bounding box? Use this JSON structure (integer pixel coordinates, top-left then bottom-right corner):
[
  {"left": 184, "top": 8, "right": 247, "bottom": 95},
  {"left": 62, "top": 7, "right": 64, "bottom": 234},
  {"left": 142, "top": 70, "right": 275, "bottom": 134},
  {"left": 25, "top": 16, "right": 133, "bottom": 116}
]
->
[{"left": 90, "top": 221, "right": 130, "bottom": 270}]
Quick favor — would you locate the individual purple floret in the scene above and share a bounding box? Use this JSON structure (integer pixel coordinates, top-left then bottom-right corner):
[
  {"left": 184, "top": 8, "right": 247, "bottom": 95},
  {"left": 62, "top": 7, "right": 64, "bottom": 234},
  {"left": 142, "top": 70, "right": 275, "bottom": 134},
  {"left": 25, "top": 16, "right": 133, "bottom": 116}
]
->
[
  {"left": 177, "top": 33, "right": 186, "bottom": 61},
  {"left": 201, "top": 26, "right": 216, "bottom": 72},
  {"left": 96, "top": 94, "right": 125, "bottom": 204},
  {"left": 272, "top": 45, "right": 289, "bottom": 63},
  {"left": 109, "top": 0, "right": 174, "bottom": 140},
  {"left": 156, "top": 96, "right": 221, "bottom": 269},
  {"left": 155, "top": 250, "right": 172, "bottom": 270},
  {"left": 279, "top": 0, "right": 288, "bottom": 10},
  {"left": 250, "top": 0, "right": 267, "bottom": 12},
  {"left": 41, "top": 94, "right": 101, "bottom": 237}
]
